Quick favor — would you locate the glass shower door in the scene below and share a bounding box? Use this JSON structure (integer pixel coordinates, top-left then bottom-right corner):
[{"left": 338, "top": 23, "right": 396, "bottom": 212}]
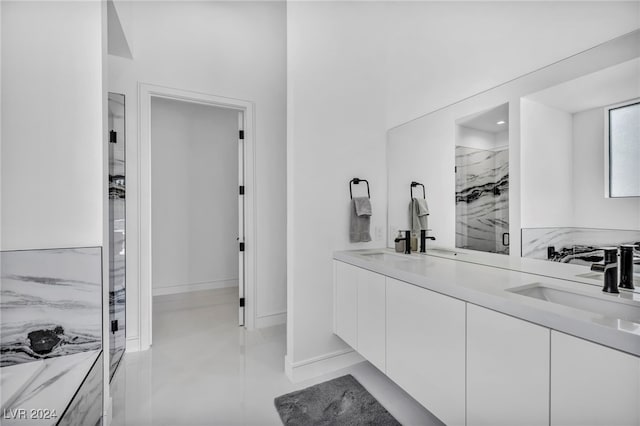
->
[
  {"left": 455, "top": 146, "right": 510, "bottom": 254},
  {"left": 108, "top": 93, "right": 126, "bottom": 379}
]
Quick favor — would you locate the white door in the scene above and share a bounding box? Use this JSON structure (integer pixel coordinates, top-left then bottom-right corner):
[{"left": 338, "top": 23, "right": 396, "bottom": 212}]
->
[{"left": 237, "top": 111, "right": 245, "bottom": 326}]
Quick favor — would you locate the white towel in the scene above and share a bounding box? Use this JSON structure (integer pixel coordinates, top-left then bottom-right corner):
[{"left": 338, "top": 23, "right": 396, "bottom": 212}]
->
[
  {"left": 353, "top": 197, "right": 372, "bottom": 217},
  {"left": 410, "top": 198, "right": 429, "bottom": 234},
  {"left": 415, "top": 198, "right": 429, "bottom": 216}
]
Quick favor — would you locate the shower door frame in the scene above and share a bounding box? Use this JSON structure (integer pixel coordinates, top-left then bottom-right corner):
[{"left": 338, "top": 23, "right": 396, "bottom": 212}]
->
[{"left": 138, "top": 83, "right": 256, "bottom": 350}]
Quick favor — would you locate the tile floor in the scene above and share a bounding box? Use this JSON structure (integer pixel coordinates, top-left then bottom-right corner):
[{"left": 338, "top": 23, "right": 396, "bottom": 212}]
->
[{"left": 110, "top": 288, "right": 442, "bottom": 425}]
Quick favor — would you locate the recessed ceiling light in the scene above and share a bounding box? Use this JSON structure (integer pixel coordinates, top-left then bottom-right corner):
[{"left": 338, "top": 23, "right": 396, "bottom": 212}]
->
[{"left": 497, "top": 120, "right": 506, "bottom": 125}]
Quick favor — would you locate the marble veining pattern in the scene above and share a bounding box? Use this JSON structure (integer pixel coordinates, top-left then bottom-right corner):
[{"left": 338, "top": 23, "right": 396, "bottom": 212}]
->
[
  {"left": 0, "top": 248, "right": 102, "bottom": 367},
  {"left": 455, "top": 147, "right": 509, "bottom": 254},
  {"left": 1, "top": 350, "right": 100, "bottom": 425},
  {"left": 58, "top": 352, "right": 103, "bottom": 426},
  {"left": 521, "top": 227, "right": 640, "bottom": 265}
]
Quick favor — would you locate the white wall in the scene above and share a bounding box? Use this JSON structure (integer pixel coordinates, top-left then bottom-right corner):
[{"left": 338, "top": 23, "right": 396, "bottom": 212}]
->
[
  {"left": 287, "top": 1, "right": 388, "bottom": 369},
  {"left": 150, "top": 98, "right": 238, "bottom": 296},
  {"left": 520, "top": 99, "right": 574, "bottom": 228},
  {"left": 573, "top": 107, "right": 640, "bottom": 230},
  {"left": 457, "top": 126, "right": 506, "bottom": 150},
  {"left": 496, "top": 130, "right": 509, "bottom": 149},
  {"left": 1, "top": 1, "right": 104, "bottom": 250},
  {"left": 384, "top": 1, "right": 640, "bottom": 129},
  {"left": 109, "top": 1, "right": 286, "bottom": 344},
  {"left": 110, "top": 0, "right": 134, "bottom": 55}
]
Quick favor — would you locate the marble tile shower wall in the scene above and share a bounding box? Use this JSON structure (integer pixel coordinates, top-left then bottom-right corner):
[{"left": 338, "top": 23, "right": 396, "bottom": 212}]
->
[
  {"left": 521, "top": 227, "right": 640, "bottom": 264},
  {"left": 0, "top": 247, "right": 102, "bottom": 367},
  {"left": 455, "top": 146, "right": 510, "bottom": 254}
]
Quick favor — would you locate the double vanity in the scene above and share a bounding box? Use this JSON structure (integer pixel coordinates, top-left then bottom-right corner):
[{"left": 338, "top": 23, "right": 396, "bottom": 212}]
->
[{"left": 333, "top": 248, "right": 640, "bottom": 426}]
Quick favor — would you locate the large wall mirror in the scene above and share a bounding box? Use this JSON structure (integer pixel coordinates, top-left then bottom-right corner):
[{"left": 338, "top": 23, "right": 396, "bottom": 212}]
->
[{"left": 387, "top": 29, "right": 640, "bottom": 284}]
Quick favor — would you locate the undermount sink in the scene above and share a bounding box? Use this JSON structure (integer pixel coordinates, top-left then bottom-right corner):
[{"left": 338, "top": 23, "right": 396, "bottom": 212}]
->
[
  {"left": 359, "top": 252, "right": 417, "bottom": 262},
  {"left": 507, "top": 283, "right": 640, "bottom": 324}
]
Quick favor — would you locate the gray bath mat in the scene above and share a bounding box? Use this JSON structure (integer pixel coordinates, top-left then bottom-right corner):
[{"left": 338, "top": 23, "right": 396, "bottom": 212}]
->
[{"left": 274, "top": 374, "right": 401, "bottom": 425}]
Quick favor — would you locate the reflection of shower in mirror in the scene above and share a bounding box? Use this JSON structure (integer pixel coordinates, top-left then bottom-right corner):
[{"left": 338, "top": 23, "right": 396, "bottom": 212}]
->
[{"left": 455, "top": 103, "right": 510, "bottom": 255}]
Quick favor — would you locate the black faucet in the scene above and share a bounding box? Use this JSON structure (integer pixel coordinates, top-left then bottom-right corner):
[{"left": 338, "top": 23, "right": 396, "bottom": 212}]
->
[
  {"left": 619, "top": 245, "right": 635, "bottom": 290},
  {"left": 401, "top": 230, "right": 412, "bottom": 254},
  {"left": 598, "top": 247, "right": 619, "bottom": 294},
  {"left": 419, "top": 229, "right": 436, "bottom": 253}
]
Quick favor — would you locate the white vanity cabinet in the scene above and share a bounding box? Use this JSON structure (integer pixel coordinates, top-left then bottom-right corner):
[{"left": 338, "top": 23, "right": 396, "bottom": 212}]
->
[
  {"left": 550, "top": 331, "right": 640, "bottom": 426},
  {"left": 386, "top": 277, "right": 466, "bottom": 426},
  {"left": 334, "top": 256, "right": 640, "bottom": 426},
  {"left": 466, "top": 304, "right": 550, "bottom": 426},
  {"left": 334, "top": 261, "right": 358, "bottom": 349},
  {"left": 334, "top": 261, "right": 386, "bottom": 371},
  {"left": 356, "top": 269, "right": 386, "bottom": 372}
]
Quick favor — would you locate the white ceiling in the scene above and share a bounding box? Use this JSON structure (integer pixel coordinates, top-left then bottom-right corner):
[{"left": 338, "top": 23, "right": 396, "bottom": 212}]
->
[
  {"left": 524, "top": 57, "right": 640, "bottom": 113},
  {"left": 456, "top": 103, "right": 509, "bottom": 134}
]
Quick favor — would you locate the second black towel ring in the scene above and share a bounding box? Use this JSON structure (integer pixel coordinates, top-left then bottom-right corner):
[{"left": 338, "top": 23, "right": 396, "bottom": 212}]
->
[
  {"left": 410, "top": 181, "right": 426, "bottom": 199},
  {"left": 350, "top": 178, "right": 370, "bottom": 199}
]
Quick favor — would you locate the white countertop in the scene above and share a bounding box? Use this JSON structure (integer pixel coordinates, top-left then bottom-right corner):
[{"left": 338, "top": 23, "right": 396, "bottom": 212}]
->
[
  {"left": 420, "top": 245, "right": 640, "bottom": 292},
  {"left": 334, "top": 248, "right": 640, "bottom": 357}
]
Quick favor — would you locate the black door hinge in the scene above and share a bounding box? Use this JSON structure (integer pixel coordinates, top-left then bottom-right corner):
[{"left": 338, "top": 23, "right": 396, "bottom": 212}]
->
[
  {"left": 239, "top": 185, "right": 245, "bottom": 195},
  {"left": 239, "top": 242, "right": 245, "bottom": 252},
  {"left": 239, "top": 130, "right": 245, "bottom": 140},
  {"left": 111, "top": 319, "right": 119, "bottom": 334},
  {"left": 239, "top": 298, "right": 245, "bottom": 308},
  {"left": 454, "top": 166, "right": 457, "bottom": 173},
  {"left": 109, "top": 130, "right": 117, "bottom": 144}
]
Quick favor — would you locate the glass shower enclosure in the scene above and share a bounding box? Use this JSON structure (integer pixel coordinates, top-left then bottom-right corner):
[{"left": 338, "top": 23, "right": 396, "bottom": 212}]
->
[{"left": 108, "top": 92, "right": 126, "bottom": 379}]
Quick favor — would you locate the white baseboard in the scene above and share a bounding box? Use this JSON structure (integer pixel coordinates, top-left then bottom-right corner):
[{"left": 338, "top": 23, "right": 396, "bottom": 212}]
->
[
  {"left": 152, "top": 279, "right": 238, "bottom": 296},
  {"left": 104, "top": 396, "right": 113, "bottom": 426},
  {"left": 285, "top": 349, "right": 364, "bottom": 383},
  {"left": 255, "top": 311, "right": 286, "bottom": 328},
  {"left": 125, "top": 336, "right": 141, "bottom": 352}
]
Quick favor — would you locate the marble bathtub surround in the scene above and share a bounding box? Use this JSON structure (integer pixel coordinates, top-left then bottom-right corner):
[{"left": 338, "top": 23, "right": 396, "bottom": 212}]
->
[
  {"left": 455, "top": 146, "right": 509, "bottom": 255},
  {"left": 0, "top": 247, "right": 102, "bottom": 367},
  {"left": 1, "top": 350, "right": 101, "bottom": 426},
  {"left": 522, "top": 227, "right": 640, "bottom": 265},
  {"left": 57, "top": 351, "right": 103, "bottom": 426}
]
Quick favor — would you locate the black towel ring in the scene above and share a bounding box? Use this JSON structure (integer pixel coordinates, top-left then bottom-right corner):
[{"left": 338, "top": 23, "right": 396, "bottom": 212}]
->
[
  {"left": 350, "top": 178, "right": 370, "bottom": 199},
  {"left": 410, "top": 181, "right": 426, "bottom": 199}
]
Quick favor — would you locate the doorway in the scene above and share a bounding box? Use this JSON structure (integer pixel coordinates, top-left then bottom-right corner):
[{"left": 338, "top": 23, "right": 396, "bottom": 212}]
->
[{"left": 139, "top": 84, "right": 255, "bottom": 350}]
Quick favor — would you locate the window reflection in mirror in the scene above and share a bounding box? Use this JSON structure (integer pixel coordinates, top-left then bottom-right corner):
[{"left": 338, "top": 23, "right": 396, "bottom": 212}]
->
[
  {"left": 608, "top": 99, "right": 640, "bottom": 198},
  {"left": 455, "top": 103, "right": 510, "bottom": 255},
  {"left": 520, "top": 57, "right": 640, "bottom": 265}
]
